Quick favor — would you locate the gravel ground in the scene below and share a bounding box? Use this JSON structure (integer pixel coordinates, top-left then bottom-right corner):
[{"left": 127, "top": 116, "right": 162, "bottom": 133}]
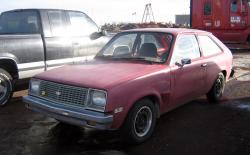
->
[{"left": 0, "top": 52, "right": 249, "bottom": 155}]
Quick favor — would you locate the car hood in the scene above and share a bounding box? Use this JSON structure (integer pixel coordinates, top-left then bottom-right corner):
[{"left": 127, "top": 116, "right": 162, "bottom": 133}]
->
[{"left": 35, "top": 60, "right": 167, "bottom": 90}]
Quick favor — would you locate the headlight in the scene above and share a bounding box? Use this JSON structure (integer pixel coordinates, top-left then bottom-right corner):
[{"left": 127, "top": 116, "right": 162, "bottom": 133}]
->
[
  {"left": 88, "top": 89, "right": 107, "bottom": 112},
  {"left": 29, "top": 78, "right": 41, "bottom": 95}
]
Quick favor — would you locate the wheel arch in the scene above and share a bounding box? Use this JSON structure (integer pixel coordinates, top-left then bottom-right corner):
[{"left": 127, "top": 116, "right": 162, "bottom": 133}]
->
[
  {"left": 221, "top": 70, "right": 227, "bottom": 79},
  {"left": 0, "top": 58, "right": 19, "bottom": 80},
  {"left": 129, "top": 94, "right": 161, "bottom": 119}
]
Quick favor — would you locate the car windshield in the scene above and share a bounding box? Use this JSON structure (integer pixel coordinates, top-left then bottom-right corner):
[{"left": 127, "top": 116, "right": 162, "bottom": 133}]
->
[{"left": 96, "top": 32, "right": 173, "bottom": 63}]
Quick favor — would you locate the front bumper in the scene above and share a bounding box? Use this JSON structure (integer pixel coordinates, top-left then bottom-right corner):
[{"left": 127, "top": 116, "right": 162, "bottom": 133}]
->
[{"left": 23, "top": 96, "right": 113, "bottom": 130}]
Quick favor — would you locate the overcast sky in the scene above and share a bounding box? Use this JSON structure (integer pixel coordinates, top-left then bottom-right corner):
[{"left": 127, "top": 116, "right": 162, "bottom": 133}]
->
[{"left": 0, "top": 0, "right": 190, "bottom": 25}]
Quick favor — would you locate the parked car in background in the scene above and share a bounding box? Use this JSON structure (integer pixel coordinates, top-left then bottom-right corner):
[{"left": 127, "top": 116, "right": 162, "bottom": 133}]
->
[
  {"left": 0, "top": 9, "right": 109, "bottom": 106},
  {"left": 23, "top": 28, "right": 233, "bottom": 143}
]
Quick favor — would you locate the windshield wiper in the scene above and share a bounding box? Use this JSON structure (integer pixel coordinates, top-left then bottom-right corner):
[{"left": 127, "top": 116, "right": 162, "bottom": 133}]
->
[
  {"left": 96, "top": 55, "right": 162, "bottom": 64},
  {"left": 112, "top": 57, "right": 155, "bottom": 64},
  {"left": 95, "top": 55, "right": 114, "bottom": 59}
]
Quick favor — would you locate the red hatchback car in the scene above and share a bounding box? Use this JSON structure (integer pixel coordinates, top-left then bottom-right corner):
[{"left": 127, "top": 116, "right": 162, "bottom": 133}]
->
[{"left": 23, "top": 28, "right": 233, "bottom": 143}]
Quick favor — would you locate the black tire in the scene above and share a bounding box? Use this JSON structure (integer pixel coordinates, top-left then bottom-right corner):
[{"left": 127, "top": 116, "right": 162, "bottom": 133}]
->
[
  {"left": 0, "top": 68, "right": 13, "bottom": 106},
  {"left": 206, "top": 73, "right": 225, "bottom": 103},
  {"left": 122, "top": 99, "right": 157, "bottom": 144}
]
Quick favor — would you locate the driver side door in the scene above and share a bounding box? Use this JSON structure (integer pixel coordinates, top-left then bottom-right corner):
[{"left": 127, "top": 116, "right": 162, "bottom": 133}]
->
[
  {"left": 66, "top": 11, "right": 106, "bottom": 64},
  {"left": 170, "top": 34, "right": 206, "bottom": 106}
]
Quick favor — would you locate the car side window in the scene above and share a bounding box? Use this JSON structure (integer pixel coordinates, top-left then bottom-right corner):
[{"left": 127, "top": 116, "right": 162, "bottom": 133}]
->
[
  {"left": 171, "top": 34, "right": 200, "bottom": 65},
  {"left": 48, "top": 11, "right": 66, "bottom": 36},
  {"left": 68, "top": 11, "right": 98, "bottom": 36},
  {"left": 198, "top": 35, "right": 222, "bottom": 57}
]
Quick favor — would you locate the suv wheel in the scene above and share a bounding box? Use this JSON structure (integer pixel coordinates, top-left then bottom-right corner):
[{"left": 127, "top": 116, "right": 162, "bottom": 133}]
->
[
  {"left": 206, "top": 72, "right": 225, "bottom": 103},
  {"left": 0, "top": 68, "right": 13, "bottom": 106},
  {"left": 122, "top": 99, "right": 157, "bottom": 144}
]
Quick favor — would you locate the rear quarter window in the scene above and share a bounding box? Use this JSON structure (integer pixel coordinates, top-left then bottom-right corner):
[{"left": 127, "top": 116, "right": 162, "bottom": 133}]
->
[{"left": 198, "top": 35, "right": 222, "bottom": 57}]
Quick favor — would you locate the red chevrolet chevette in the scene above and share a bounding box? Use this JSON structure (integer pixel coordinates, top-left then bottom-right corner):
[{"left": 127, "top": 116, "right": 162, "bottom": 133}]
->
[{"left": 23, "top": 28, "right": 233, "bottom": 143}]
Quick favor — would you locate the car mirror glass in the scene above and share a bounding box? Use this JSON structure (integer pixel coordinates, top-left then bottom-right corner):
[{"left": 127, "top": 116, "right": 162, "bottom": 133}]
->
[
  {"left": 101, "top": 29, "right": 107, "bottom": 36},
  {"left": 90, "top": 28, "right": 107, "bottom": 40},
  {"left": 181, "top": 58, "right": 191, "bottom": 65},
  {"left": 175, "top": 58, "right": 191, "bottom": 67}
]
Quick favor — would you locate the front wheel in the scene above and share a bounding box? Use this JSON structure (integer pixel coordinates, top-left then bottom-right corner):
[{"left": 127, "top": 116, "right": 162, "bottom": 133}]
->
[
  {"left": 0, "top": 68, "right": 13, "bottom": 106},
  {"left": 206, "top": 73, "right": 225, "bottom": 103},
  {"left": 122, "top": 99, "right": 157, "bottom": 144}
]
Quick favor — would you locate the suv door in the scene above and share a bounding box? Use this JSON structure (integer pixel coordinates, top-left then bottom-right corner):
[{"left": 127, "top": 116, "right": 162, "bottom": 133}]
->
[
  {"left": 66, "top": 11, "right": 105, "bottom": 64},
  {"left": 170, "top": 34, "right": 206, "bottom": 105},
  {"left": 44, "top": 10, "right": 73, "bottom": 70}
]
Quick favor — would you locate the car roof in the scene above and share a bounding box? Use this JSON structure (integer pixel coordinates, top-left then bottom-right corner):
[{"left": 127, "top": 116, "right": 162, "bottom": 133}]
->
[
  {"left": 2, "top": 8, "right": 83, "bottom": 13},
  {"left": 123, "top": 28, "right": 210, "bottom": 35}
]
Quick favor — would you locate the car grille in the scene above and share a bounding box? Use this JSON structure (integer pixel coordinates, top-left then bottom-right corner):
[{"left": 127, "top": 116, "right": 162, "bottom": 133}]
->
[{"left": 38, "top": 80, "right": 88, "bottom": 107}]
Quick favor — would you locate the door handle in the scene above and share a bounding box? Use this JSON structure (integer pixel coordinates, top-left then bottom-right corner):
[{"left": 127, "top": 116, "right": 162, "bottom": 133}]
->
[{"left": 201, "top": 63, "right": 207, "bottom": 67}]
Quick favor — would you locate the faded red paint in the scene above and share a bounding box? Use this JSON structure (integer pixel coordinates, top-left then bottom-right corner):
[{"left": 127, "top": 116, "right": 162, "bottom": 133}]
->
[
  {"left": 191, "top": 0, "right": 250, "bottom": 44},
  {"left": 35, "top": 28, "right": 233, "bottom": 129}
]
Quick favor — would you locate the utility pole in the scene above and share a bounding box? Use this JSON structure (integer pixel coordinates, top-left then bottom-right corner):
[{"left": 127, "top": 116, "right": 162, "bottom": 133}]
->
[{"left": 141, "top": 3, "right": 155, "bottom": 23}]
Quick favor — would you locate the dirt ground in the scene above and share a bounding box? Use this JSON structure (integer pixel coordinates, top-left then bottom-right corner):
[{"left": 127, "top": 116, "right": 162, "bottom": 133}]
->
[{"left": 0, "top": 52, "right": 250, "bottom": 155}]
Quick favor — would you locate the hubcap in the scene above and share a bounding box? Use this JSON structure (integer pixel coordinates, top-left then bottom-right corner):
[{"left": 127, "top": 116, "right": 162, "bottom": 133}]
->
[
  {"left": 0, "top": 78, "right": 8, "bottom": 101},
  {"left": 133, "top": 106, "right": 152, "bottom": 137}
]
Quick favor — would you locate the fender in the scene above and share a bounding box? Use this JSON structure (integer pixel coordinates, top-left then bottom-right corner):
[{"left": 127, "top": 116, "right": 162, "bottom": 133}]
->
[
  {"left": 112, "top": 90, "right": 163, "bottom": 129},
  {"left": 0, "top": 53, "right": 19, "bottom": 63},
  {"left": 0, "top": 55, "right": 19, "bottom": 79}
]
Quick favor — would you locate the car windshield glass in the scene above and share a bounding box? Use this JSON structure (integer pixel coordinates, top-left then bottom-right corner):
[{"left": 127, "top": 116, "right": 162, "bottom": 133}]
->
[
  {"left": 0, "top": 11, "right": 40, "bottom": 34},
  {"left": 96, "top": 32, "right": 173, "bottom": 63}
]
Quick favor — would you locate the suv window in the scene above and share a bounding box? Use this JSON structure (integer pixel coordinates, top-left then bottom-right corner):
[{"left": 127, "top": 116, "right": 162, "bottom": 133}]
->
[
  {"left": 68, "top": 11, "right": 98, "bottom": 36},
  {"left": 0, "top": 10, "right": 40, "bottom": 34},
  {"left": 171, "top": 35, "right": 200, "bottom": 65},
  {"left": 198, "top": 35, "right": 222, "bottom": 57},
  {"left": 48, "top": 11, "right": 66, "bottom": 36}
]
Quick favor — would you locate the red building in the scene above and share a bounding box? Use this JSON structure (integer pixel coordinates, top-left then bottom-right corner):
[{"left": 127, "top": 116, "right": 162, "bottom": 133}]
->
[{"left": 191, "top": 0, "right": 250, "bottom": 44}]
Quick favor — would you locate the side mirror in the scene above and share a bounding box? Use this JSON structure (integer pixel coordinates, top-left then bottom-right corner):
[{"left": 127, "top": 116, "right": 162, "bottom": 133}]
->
[
  {"left": 175, "top": 58, "right": 191, "bottom": 67},
  {"left": 90, "top": 32, "right": 102, "bottom": 40},
  {"left": 90, "top": 29, "right": 107, "bottom": 40}
]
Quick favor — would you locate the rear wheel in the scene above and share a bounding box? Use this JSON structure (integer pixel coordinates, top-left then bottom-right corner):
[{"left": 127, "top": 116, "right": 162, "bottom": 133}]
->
[
  {"left": 122, "top": 99, "right": 157, "bottom": 144},
  {"left": 0, "top": 68, "right": 13, "bottom": 106},
  {"left": 206, "top": 73, "right": 225, "bottom": 103}
]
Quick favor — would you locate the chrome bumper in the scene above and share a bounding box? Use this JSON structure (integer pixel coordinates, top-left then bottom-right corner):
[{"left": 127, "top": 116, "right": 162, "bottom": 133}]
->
[{"left": 23, "top": 95, "right": 113, "bottom": 130}]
